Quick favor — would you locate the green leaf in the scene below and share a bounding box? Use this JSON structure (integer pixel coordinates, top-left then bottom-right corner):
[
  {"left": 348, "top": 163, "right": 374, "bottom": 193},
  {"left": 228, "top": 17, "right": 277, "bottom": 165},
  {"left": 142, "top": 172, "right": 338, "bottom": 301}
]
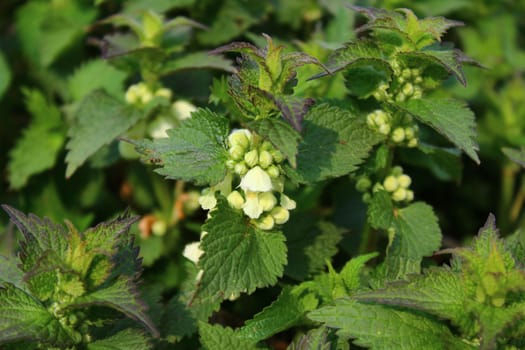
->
[
  {"left": 0, "top": 255, "right": 24, "bottom": 288},
  {"left": 285, "top": 219, "right": 344, "bottom": 280},
  {"left": 138, "top": 108, "right": 229, "bottom": 186},
  {"left": 502, "top": 147, "right": 525, "bottom": 167},
  {"left": 68, "top": 60, "right": 127, "bottom": 101},
  {"left": 8, "top": 89, "right": 65, "bottom": 189},
  {"left": 0, "top": 51, "right": 11, "bottom": 98},
  {"left": 295, "top": 103, "right": 383, "bottom": 183},
  {"left": 238, "top": 286, "right": 319, "bottom": 342},
  {"left": 367, "top": 190, "right": 395, "bottom": 230},
  {"left": 197, "top": 199, "right": 287, "bottom": 299},
  {"left": 65, "top": 90, "right": 145, "bottom": 177},
  {"left": 248, "top": 118, "right": 301, "bottom": 168},
  {"left": 287, "top": 326, "right": 334, "bottom": 350},
  {"left": 354, "top": 269, "right": 465, "bottom": 324},
  {"left": 309, "top": 298, "right": 475, "bottom": 350},
  {"left": 161, "top": 52, "right": 235, "bottom": 75},
  {"left": 83, "top": 213, "right": 138, "bottom": 257},
  {"left": 339, "top": 252, "right": 379, "bottom": 292},
  {"left": 396, "top": 98, "right": 479, "bottom": 164},
  {"left": 199, "top": 322, "right": 258, "bottom": 350},
  {"left": 87, "top": 329, "right": 151, "bottom": 350},
  {"left": 0, "top": 283, "right": 73, "bottom": 344},
  {"left": 16, "top": 1, "right": 96, "bottom": 67},
  {"left": 70, "top": 276, "right": 159, "bottom": 337}
]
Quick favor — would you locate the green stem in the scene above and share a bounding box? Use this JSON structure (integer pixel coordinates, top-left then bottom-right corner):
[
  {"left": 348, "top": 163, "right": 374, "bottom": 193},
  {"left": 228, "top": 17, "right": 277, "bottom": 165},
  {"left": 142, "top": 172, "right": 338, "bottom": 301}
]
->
[
  {"left": 499, "top": 162, "right": 519, "bottom": 232},
  {"left": 510, "top": 175, "right": 525, "bottom": 226},
  {"left": 358, "top": 220, "right": 375, "bottom": 255}
]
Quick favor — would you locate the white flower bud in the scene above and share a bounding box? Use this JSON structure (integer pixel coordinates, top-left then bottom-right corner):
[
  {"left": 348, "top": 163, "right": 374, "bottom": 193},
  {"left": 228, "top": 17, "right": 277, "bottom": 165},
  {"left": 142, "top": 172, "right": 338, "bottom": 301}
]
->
[
  {"left": 271, "top": 206, "right": 290, "bottom": 224},
  {"left": 183, "top": 242, "right": 203, "bottom": 264},
  {"left": 259, "top": 192, "right": 277, "bottom": 211},
  {"left": 391, "top": 127, "right": 406, "bottom": 143},
  {"left": 155, "top": 88, "right": 172, "bottom": 100},
  {"left": 149, "top": 118, "right": 174, "bottom": 139},
  {"left": 392, "top": 188, "right": 407, "bottom": 202},
  {"left": 401, "top": 68, "right": 412, "bottom": 79},
  {"left": 397, "top": 174, "right": 412, "bottom": 188},
  {"left": 391, "top": 166, "right": 404, "bottom": 176},
  {"left": 271, "top": 149, "right": 284, "bottom": 163},
  {"left": 355, "top": 177, "right": 372, "bottom": 192},
  {"left": 414, "top": 76, "right": 423, "bottom": 84},
  {"left": 244, "top": 149, "right": 259, "bottom": 168},
  {"left": 234, "top": 162, "right": 248, "bottom": 175},
  {"left": 259, "top": 150, "right": 273, "bottom": 168},
  {"left": 412, "top": 87, "right": 423, "bottom": 99},
  {"left": 406, "top": 190, "right": 414, "bottom": 201},
  {"left": 257, "top": 214, "right": 275, "bottom": 230},
  {"left": 152, "top": 220, "right": 167, "bottom": 236},
  {"left": 266, "top": 165, "right": 280, "bottom": 178},
  {"left": 228, "top": 129, "right": 252, "bottom": 149},
  {"left": 229, "top": 145, "right": 245, "bottom": 160},
  {"left": 198, "top": 188, "right": 217, "bottom": 210},
  {"left": 383, "top": 175, "right": 399, "bottom": 192},
  {"left": 272, "top": 177, "right": 285, "bottom": 193},
  {"left": 402, "top": 83, "right": 414, "bottom": 96},
  {"left": 407, "top": 138, "right": 418, "bottom": 148},
  {"left": 372, "top": 183, "right": 384, "bottom": 193},
  {"left": 395, "top": 92, "right": 406, "bottom": 102},
  {"left": 227, "top": 190, "right": 245, "bottom": 210},
  {"left": 140, "top": 90, "right": 154, "bottom": 104},
  {"left": 240, "top": 166, "right": 273, "bottom": 192},
  {"left": 280, "top": 194, "right": 296, "bottom": 210},
  {"left": 125, "top": 85, "right": 140, "bottom": 104},
  {"left": 261, "top": 141, "right": 273, "bottom": 151},
  {"left": 172, "top": 100, "right": 197, "bottom": 120},
  {"left": 404, "top": 127, "right": 415, "bottom": 139},
  {"left": 366, "top": 113, "right": 376, "bottom": 127},
  {"left": 378, "top": 123, "right": 391, "bottom": 135},
  {"left": 226, "top": 159, "right": 236, "bottom": 169},
  {"left": 243, "top": 191, "right": 263, "bottom": 219}
]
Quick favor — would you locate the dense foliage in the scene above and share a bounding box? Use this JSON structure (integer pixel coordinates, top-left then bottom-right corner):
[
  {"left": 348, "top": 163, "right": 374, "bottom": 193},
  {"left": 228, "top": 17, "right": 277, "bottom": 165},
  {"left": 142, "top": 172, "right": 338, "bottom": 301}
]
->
[{"left": 1, "top": 1, "right": 525, "bottom": 349}]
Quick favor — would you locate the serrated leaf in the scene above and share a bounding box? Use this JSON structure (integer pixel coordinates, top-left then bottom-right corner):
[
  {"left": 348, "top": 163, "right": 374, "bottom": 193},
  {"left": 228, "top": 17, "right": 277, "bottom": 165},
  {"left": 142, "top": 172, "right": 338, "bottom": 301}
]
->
[
  {"left": 83, "top": 213, "right": 138, "bottom": 257},
  {"left": 66, "top": 90, "right": 145, "bottom": 177},
  {"left": 68, "top": 60, "right": 127, "bottom": 101},
  {"left": 396, "top": 98, "right": 479, "bottom": 164},
  {"left": 248, "top": 118, "right": 301, "bottom": 168},
  {"left": 197, "top": 199, "right": 287, "bottom": 299},
  {"left": 2, "top": 205, "right": 69, "bottom": 271},
  {"left": 367, "top": 190, "right": 395, "bottom": 230},
  {"left": 295, "top": 103, "right": 383, "bottom": 183},
  {"left": 287, "top": 326, "right": 333, "bottom": 350},
  {"left": 69, "top": 276, "right": 158, "bottom": 337},
  {"left": 340, "top": 252, "right": 379, "bottom": 292},
  {"left": 8, "top": 89, "right": 65, "bottom": 189},
  {"left": 161, "top": 51, "right": 235, "bottom": 75},
  {"left": 273, "top": 96, "right": 315, "bottom": 132},
  {"left": 0, "top": 51, "right": 11, "bottom": 98},
  {"left": 199, "top": 322, "right": 258, "bottom": 350},
  {"left": 238, "top": 286, "right": 319, "bottom": 342},
  {"left": 309, "top": 298, "right": 475, "bottom": 350},
  {"left": 285, "top": 220, "right": 344, "bottom": 280},
  {"left": 138, "top": 108, "right": 229, "bottom": 186},
  {"left": 354, "top": 269, "right": 465, "bottom": 324},
  {"left": 87, "top": 329, "right": 151, "bottom": 350},
  {"left": 0, "top": 255, "right": 24, "bottom": 288},
  {"left": 0, "top": 283, "right": 73, "bottom": 344}
]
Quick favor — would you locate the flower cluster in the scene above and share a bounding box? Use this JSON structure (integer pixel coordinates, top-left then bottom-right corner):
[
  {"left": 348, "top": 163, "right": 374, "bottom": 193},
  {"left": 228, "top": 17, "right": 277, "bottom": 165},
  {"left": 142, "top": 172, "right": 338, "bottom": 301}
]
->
[
  {"left": 366, "top": 110, "right": 418, "bottom": 148},
  {"left": 198, "top": 129, "right": 296, "bottom": 230},
  {"left": 125, "top": 82, "right": 172, "bottom": 106},
  {"left": 356, "top": 166, "right": 414, "bottom": 204},
  {"left": 373, "top": 61, "right": 424, "bottom": 103}
]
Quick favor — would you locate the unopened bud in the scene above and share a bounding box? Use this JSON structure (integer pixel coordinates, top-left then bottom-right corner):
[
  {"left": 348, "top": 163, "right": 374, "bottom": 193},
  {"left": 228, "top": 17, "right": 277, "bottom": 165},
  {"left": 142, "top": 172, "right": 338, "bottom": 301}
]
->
[
  {"left": 226, "top": 159, "right": 236, "bottom": 169},
  {"left": 266, "top": 165, "right": 280, "bottom": 178},
  {"left": 407, "top": 138, "right": 418, "bottom": 148},
  {"left": 261, "top": 141, "right": 273, "bottom": 151},
  {"left": 391, "top": 128, "right": 405, "bottom": 143},
  {"left": 392, "top": 188, "right": 407, "bottom": 202},
  {"left": 257, "top": 214, "right": 275, "bottom": 230},
  {"left": 271, "top": 149, "right": 284, "bottom": 163},
  {"left": 125, "top": 86, "right": 139, "bottom": 104},
  {"left": 402, "top": 83, "right": 414, "bottom": 96},
  {"left": 227, "top": 191, "right": 245, "bottom": 210},
  {"left": 141, "top": 90, "right": 153, "bottom": 104},
  {"left": 406, "top": 190, "right": 414, "bottom": 201},
  {"left": 395, "top": 92, "right": 406, "bottom": 102},
  {"left": 397, "top": 174, "right": 412, "bottom": 188},
  {"left": 383, "top": 175, "right": 399, "bottom": 192},
  {"left": 228, "top": 129, "right": 251, "bottom": 149},
  {"left": 183, "top": 242, "right": 203, "bottom": 264},
  {"left": 378, "top": 123, "right": 391, "bottom": 135},
  {"left": 198, "top": 188, "right": 217, "bottom": 210},
  {"left": 356, "top": 177, "right": 372, "bottom": 192},
  {"left": 259, "top": 192, "right": 277, "bottom": 211},
  {"left": 271, "top": 206, "right": 290, "bottom": 224},
  {"left": 404, "top": 127, "right": 415, "bottom": 139},
  {"left": 172, "top": 100, "right": 197, "bottom": 120},
  {"left": 234, "top": 162, "right": 248, "bottom": 175},
  {"left": 152, "top": 220, "right": 167, "bottom": 236},
  {"left": 155, "top": 88, "right": 172, "bottom": 100},
  {"left": 259, "top": 150, "right": 273, "bottom": 168},
  {"left": 244, "top": 149, "right": 259, "bottom": 167},
  {"left": 229, "top": 145, "right": 245, "bottom": 160}
]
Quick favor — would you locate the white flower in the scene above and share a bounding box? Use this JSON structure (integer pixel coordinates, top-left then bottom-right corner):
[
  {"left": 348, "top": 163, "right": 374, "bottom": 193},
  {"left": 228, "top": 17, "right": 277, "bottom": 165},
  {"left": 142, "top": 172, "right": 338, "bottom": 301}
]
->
[
  {"left": 257, "top": 214, "right": 275, "bottom": 230},
  {"left": 183, "top": 242, "right": 203, "bottom": 264},
  {"left": 240, "top": 166, "right": 273, "bottom": 192},
  {"left": 227, "top": 190, "right": 245, "bottom": 210},
  {"left": 228, "top": 129, "right": 252, "bottom": 149},
  {"left": 271, "top": 206, "right": 290, "bottom": 224},
  {"left": 280, "top": 194, "right": 296, "bottom": 210},
  {"left": 149, "top": 118, "right": 174, "bottom": 139},
  {"left": 243, "top": 191, "right": 263, "bottom": 219},
  {"left": 259, "top": 192, "right": 277, "bottom": 212},
  {"left": 198, "top": 188, "right": 217, "bottom": 210},
  {"left": 172, "top": 100, "right": 197, "bottom": 120}
]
